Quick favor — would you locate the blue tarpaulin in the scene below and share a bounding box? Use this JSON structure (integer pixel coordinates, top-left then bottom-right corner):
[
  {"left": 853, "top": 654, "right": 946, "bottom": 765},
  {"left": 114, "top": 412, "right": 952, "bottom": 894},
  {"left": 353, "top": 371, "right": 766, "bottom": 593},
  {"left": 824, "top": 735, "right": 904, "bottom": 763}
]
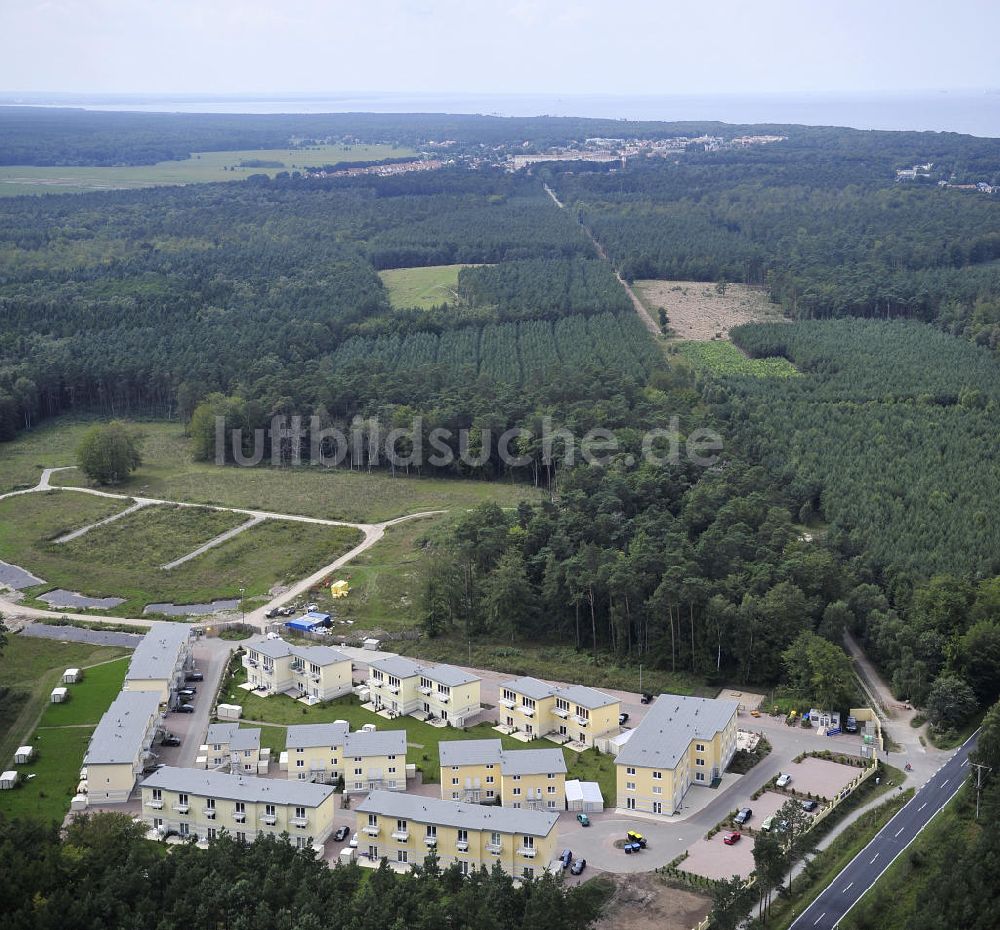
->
[{"left": 285, "top": 611, "right": 332, "bottom": 632}]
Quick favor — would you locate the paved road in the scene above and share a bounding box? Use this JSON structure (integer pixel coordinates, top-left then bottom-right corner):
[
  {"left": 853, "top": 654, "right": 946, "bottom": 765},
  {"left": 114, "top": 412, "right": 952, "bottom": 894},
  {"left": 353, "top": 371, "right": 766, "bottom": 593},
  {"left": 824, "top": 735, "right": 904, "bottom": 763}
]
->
[
  {"left": 20, "top": 623, "right": 144, "bottom": 648},
  {"left": 789, "top": 730, "right": 978, "bottom": 930}
]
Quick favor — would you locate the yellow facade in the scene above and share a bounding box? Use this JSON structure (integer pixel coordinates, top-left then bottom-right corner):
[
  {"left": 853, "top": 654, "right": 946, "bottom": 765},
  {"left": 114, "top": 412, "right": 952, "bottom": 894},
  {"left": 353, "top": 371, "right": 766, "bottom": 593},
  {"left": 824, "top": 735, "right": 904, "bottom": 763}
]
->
[
  {"left": 500, "top": 770, "right": 566, "bottom": 810},
  {"left": 441, "top": 760, "right": 500, "bottom": 802},
  {"left": 356, "top": 790, "right": 559, "bottom": 878},
  {"left": 244, "top": 640, "right": 353, "bottom": 702},
  {"left": 368, "top": 657, "right": 481, "bottom": 727},
  {"left": 499, "top": 677, "right": 620, "bottom": 747},
  {"left": 140, "top": 766, "right": 337, "bottom": 848},
  {"left": 286, "top": 724, "right": 407, "bottom": 792}
]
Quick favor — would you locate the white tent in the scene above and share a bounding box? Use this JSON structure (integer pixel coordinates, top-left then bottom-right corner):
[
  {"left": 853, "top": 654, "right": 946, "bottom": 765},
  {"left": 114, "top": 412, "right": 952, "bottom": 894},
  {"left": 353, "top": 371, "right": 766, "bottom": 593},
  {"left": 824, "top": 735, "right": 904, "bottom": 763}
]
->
[
  {"left": 565, "top": 779, "right": 604, "bottom": 812},
  {"left": 14, "top": 746, "right": 33, "bottom": 764},
  {"left": 0, "top": 771, "right": 18, "bottom": 790}
]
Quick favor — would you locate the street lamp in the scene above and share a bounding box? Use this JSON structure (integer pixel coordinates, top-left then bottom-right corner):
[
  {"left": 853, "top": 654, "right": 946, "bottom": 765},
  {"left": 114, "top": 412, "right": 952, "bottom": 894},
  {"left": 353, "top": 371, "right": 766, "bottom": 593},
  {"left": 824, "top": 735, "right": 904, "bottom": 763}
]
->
[{"left": 239, "top": 585, "right": 246, "bottom": 625}]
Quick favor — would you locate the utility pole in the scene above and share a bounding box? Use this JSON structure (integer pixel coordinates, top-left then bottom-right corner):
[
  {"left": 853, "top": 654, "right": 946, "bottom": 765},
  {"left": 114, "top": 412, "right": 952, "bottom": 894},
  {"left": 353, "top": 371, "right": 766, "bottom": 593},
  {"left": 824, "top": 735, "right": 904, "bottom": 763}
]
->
[
  {"left": 969, "top": 761, "right": 991, "bottom": 821},
  {"left": 239, "top": 585, "right": 246, "bottom": 626}
]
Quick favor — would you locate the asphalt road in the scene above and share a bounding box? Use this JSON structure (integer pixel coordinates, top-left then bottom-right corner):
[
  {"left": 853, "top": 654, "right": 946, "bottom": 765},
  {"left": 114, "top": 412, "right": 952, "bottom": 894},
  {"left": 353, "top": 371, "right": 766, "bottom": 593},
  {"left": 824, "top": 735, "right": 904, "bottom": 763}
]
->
[{"left": 789, "top": 730, "right": 978, "bottom": 930}]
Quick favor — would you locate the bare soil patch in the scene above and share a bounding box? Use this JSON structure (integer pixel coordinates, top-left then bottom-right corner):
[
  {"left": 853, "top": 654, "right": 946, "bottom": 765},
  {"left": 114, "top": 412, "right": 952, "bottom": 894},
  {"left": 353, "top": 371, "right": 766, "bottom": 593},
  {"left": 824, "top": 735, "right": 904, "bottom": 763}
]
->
[
  {"left": 635, "top": 280, "right": 785, "bottom": 341},
  {"left": 593, "top": 872, "right": 709, "bottom": 930}
]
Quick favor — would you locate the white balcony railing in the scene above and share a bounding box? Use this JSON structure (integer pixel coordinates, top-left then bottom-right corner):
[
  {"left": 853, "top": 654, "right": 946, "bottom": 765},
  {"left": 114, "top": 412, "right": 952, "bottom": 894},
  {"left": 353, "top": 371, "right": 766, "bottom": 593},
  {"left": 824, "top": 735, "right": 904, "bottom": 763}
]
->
[
  {"left": 424, "top": 836, "right": 437, "bottom": 847},
  {"left": 573, "top": 715, "right": 589, "bottom": 726},
  {"left": 519, "top": 706, "right": 535, "bottom": 717},
  {"left": 486, "top": 843, "right": 502, "bottom": 854},
  {"left": 391, "top": 830, "right": 409, "bottom": 841},
  {"left": 291, "top": 817, "right": 308, "bottom": 828},
  {"left": 517, "top": 847, "right": 537, "bottom": 858},
  {"left": 418, "top": 686, "right": 433, "bottom": 695},
  {"left": 146, "top": 799, "right": 163, "bottom": 809},
  {"left": 233, "top": 813, "right": 246, "bottom": 823},
  {"left": 499, "top": 698, "right": 515, "bottom": 709},
  {"left": 204, "top": 808, "right": 216, "bottom": 818},
  {"left": 363, "top": 825, "right": 380, "bottom": 836},
  {"left": 387, "top": 684, "right": 400, "bottom": 694},
  {"left": 262, "top": 815, "right": 277, "bottom": 825},
  {"left": 173, "top": 804, "right": 189, "bottom": 814},
  {"left": 456, "top": 840, "right": 469, "bottom": 852},
  {"left": 437, "top": 694, "right": 450, "bottom": 704}
]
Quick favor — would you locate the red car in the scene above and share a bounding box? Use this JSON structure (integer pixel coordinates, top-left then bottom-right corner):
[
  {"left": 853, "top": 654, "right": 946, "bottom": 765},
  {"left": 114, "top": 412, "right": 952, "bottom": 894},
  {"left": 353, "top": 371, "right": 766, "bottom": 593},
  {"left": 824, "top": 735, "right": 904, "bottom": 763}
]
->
[{"left": 723, "top": 831, "right": 741, "bottom": 845}]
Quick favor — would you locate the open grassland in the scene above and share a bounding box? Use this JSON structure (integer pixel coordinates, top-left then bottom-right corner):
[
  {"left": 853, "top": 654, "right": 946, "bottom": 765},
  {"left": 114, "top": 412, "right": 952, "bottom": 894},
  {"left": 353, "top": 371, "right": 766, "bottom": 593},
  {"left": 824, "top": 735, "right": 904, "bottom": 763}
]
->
[
  {"left": 226, "top": 669, "right": 616, "bottom": 800},
  {"left": 0, "top": 492, "right": 362, "bottom": 614},
  {"left": 36, "top": 657, "right": 129, "bottom": 727},
  {"left": 35, "top": 419, "right": 541, "bottom": 522},
  {"left": 0, "top": 417, "right": 102, "bottom": 494},
  {"left": 674, "top": 340, "right": 800, "bottom": 378},
  {"left": 634, "top": 279, "right": 786, "bottom": 342},
  {"left": 302, "top": 513, "right": 452, "bottom": 631},
  {"left": 379, "top": 264, "right": 478, "bottom": 309},
  {"left": 0, "top": 635, "right": 131, "bottom": 822},
  {"left": 0, "top": 144, "right": 415, "bottom": 196}
]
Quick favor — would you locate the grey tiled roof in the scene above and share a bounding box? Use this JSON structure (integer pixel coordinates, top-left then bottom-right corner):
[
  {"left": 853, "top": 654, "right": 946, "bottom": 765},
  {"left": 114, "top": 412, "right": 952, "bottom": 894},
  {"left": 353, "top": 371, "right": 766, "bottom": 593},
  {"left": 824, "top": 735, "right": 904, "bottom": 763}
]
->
[
  {"left": 499, "top": 748, "right": 567, "bottom": 776},
  {"left": 86, "top": 691, "right": 161, "bottom": 765},
  {"left": 125, "top": 623, "right": 192, "bottom": 682},
  {"left": 285, "top": 722, "right": 350, "bottom": 749},
  {"left": 557, "top": 684, "right": 618, "bottom": 710},
  {"left": 206, "top": 723, "right": 239, "bottom": 745},
  {"left": 140, "top": 766, "right": 335, "bottom": 806},
  {"left": 614, "top": 694, "right": 738, "bottom": 770},
  {"left": 357, "top": 790, "right": 559, "bottom": 836},
  {"left": 342, "top": 729, "right": 407, "bottom": 758},
  {"left": 439, "top": 739, "right": 502, "bottom": 767},
  {"left": 368, "top": 656, "right": 424, "bottom": 679},
  {"left": 229, "top": 727, "right": 261, "bottom": 752},
  {"left": 499, "top": 676, "right": 557, "bottom": 701}
]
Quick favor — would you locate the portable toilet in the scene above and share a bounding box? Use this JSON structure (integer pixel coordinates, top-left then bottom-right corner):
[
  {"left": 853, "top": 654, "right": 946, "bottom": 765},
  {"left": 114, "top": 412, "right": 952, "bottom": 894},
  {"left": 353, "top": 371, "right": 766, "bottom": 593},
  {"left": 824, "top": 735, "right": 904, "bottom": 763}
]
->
[
  {"left": 50, "top": 687, "right": 68, "bottom": 703},
  {"left": 14, "top": 746, "right": 33, "bottom": 765},
  {"left": 63, "top": 668, "right": 82, "bottom": 684},
  {"left": 0, "top": 771, "right": 18, "bottom": 790},
  {"left": 330, "top": 580, "right": 350, "bottom": 599}
]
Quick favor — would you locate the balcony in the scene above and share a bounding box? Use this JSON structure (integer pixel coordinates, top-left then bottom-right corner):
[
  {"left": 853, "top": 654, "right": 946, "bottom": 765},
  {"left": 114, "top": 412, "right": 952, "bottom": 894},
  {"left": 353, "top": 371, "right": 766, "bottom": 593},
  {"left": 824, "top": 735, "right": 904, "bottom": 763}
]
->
[
  {"left": 204, "top": 808, "right": 216, "bottom": 818},
  {"left": 363, "top": 825, "right": 380, "bottom": 836},
  {"left": 145, "top": 799, "right": 163, "bottom": 809},
  {"left": 519, "top": 706, "right": 535, "bottom": 717},
  {"left": 291, "top": 817, "right": 308, "bottom": 828},
  {"left": 369, "top": 678, "right": 382, "bottom": 688},
  {"left": 418, "top": 685, "right": 433, "bottom": 695},
  {"left": 437, "top": 694, "right": 450, "bottom": 704},
  {"left": 262, "top": 815, "right": 277, "bottom": 825},
  {"left": 486, "top": 843, "right": 502, "bottom": 854},
  {"left": 387, "top": 684, "right": 400, "bottom": 695},
  {"left": 517, "top": 847, "right": 537, "bottom": 858},
  {"left": 553, "top": 708, "right": 569, "bottom": 718},
  {"left": 573, "top": 715, "right": 589, "bottom": 727},
  {"left": 391, "top": 830, "right": 409, "bottom": 841},
  {"left": 173, "top": 804, "right": 189, "bottom": 814},
  {"left": 456, "top": 840, "right": 469, "bottom": 852},
  {"left": 424, "top": 836, "right": 437, "bottom": 847},
  {"left": 234, "top": 812, "right": 246, "bottom": 823},
  {"left": 499, "top": 698, "right": 515, "bottom": 709}
]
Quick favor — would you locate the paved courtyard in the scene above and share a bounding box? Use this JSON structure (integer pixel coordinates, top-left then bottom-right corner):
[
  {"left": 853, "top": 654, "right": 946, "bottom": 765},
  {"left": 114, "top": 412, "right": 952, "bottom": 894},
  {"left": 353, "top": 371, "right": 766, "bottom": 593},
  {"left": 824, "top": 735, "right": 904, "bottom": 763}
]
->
[
  {"left": 790, "top": 756, "right": 861, "bottom": 800},
  {"left": 684, "top": 831, "right": 756, "bottom": 880}
]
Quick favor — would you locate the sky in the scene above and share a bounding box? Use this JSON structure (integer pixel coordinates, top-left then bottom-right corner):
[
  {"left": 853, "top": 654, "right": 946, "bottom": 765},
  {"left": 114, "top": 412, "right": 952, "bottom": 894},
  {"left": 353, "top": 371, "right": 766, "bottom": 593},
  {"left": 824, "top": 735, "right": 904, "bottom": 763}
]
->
[{"left": 1, "top": 0, "right": 997, "bottom": 98}]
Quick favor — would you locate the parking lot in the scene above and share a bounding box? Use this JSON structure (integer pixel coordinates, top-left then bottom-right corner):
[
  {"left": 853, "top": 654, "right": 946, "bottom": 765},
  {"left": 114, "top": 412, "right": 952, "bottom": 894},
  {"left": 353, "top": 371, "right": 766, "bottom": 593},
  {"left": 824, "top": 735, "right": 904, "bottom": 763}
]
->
[
  {"left": 789, "top": 756, "right": 862, "bottom": 800},
  {"left": 683, "top": 831, "right": 756, "bottom": 880}
]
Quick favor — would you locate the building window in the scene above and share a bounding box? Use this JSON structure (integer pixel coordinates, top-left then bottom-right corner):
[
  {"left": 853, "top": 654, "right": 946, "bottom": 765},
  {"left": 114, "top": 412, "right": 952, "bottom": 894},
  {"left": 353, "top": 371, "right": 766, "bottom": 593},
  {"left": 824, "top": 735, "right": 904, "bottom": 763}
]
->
[
  {"left": 696, "top": 743, "right": 705, "bottom": 752},
  {"left": 652, "top": 802, "right": 662, "bottom": 814},
  {"left": 295, "top": 806, "right": 306, "bottom": 821},
  {"left": 152, "top": 789, "right": 162, "bottom": 801},
  {"left": 178, "top": 793, "right": 189, "bottom": 805},
  {"left": 696, "top": 772, "right": 705, "bottom": 781},
  {"left": 452, "top": 778, "right": 459, "bottom": 786},
  {"left": 206, "top": 798, "right": 215, "bottom": 809},
  {"left": 235, "top": 802, "right": 245, "bottom": 814},
  {"left": 513, "top": 787, "right": 521, "bottom": 796},
  {"left": 626, "top": 767, "right": 635, "bottom": 776},
  {"left": 179, "top": 823, "right": 189, "bottom": 837},
  {"left": 626, "top": 782, "right": 636, "bottom": 791},
  {"left": 626, "top": 797, "right": 636, "bottom": 810},
  {"left": 207, "top": 827, "right": 217, "bottom": 840},
  {"left": 236, "top": 832, "right": 247, "bottom": 843},
  {"left": 652, "top": 771, "right": 662, "bottom": 780},
  {"left": 696, "top": 758, "right": 705, "bottom": 766},
  {"left": 523, "top": 866, "right": 534, "bottom": 879},
  {"left": 368, "top": 814, "right": 378, "bottom": 827},
  {"left": 547, "top": 785, "right": 555, "bottom": 794},
  {"left": 652, "top": 786, "right": 662, "bottom": 795},
  {"left": 486, "top": 776, "right": 494, "bottom": 784},
  {"left": 397, "top": 850, "right": 408, "bottom": 863},
  {"left": 296, "top": 760, "right": 304, "bottom": 768},
  {"left": 460, "top": 861, "right": 470, "bottom": 876}
]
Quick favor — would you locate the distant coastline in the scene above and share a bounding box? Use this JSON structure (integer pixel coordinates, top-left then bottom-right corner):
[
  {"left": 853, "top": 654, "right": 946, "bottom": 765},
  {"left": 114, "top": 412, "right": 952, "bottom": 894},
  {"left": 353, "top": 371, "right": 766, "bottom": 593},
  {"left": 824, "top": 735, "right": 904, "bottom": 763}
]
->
[{"left": 1, "top": 90, "right": 998, "bottom": 137}]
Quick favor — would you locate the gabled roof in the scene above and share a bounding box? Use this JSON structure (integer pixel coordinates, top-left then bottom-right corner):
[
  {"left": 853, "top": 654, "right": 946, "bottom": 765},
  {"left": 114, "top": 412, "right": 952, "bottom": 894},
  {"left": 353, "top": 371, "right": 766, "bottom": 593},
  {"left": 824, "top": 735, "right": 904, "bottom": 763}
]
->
[
  {"left": 229, "top": 727, "right": 261, "bottom": 752},
  {"left": 86, "top": 691, "right": 161, "bottom": 765},
  {"left": 614, "top": 694, "right": 738, "bottom": 770},
  {"left": 499, "top": 748, "right": 567, "bottom": 776},
  {"left": 141, "top": 766, "right": 335, "bottom": 806},
  {"left": 206, "top": 723, "right": 239, "bottom": 745},
  {"left": 424, "top": 664, "right": 480, "bottom": 687},
  {"left": 439, "top": 738, "right": 502, "bottom": 767},
  {"left": 343, "top": 729, "right": 407, "bottom": 758},
  {"left": 368, "top": 656, "right": 423, "bottom": 680},
  {"left": 499, "top": 676, "right": 557, "bottom": 701},
  {"left": 249, "top": 638, "right": 349, "bottom": 666},
  {"left": 125, "top": 623, "right": 192, "bottom": 682},
  {"left": 357, "top": 790, "right": 559, "bottom": 837},
  {"left": 557, "top": 684, "right": 618, "bottom": 710},
  {"left": 285, "top": 722, "right": 350, "bottom": 749}
]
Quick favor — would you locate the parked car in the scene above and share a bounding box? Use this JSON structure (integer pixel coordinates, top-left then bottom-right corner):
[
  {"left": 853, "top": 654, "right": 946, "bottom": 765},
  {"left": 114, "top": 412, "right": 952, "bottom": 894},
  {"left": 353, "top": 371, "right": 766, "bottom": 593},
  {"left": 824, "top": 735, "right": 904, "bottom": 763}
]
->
[
  {"left": 176, "top": 704, "right": 195, "bottom": 714},
  {"left": 619, "top": 712, "right": 630, "bottom": 726},
  {"left": 760, "top": 816, "right": 774, "bottom": 832},
  {"left": 178, "top": 688, "right": 197, "bottom": 697},
  {"left": 776, "top": 772, "right": 792, "bottom": 788},
  {"left": 844, "top": 715, "right": 858, "bottom": 733},
  {"left": 623, "top": 842, "right": 641, "bottom": 854},
  {"left": 280, "top": 607, "right": 295, "bottom": 617},
  {"left": 265, "top": 608, "right": 278, "bottom": 619},
  {"left": 723, "top": 831, "right": 741, "bottom": 845},
  {"left": 161, "top": 734, "right": 182, "bottom": 747},
  {"left": 560, "top": 848, "right": 573, "bottom": 869},
  {"left": 570, "top": 858, "right": 587, "bottom": 875},
  {"left": 626, "top": 831, "right": 646, "bottom": 848},
  {"left": 333, "top": 826, "right": 350, "bottom": 842},
  {"left": 266, "top": 631, "right": 281, "bottom": 639},
  {"left": 734, "top": 807, "right": 752, "bottom": 825},
  {"left": 306, "top": 604, "right": 319, "bottom": 613},
  {"left": 576, "top": 813, "right": 590, "bottom": 827},
  {"left": 349, "top": 833, "right": 359, "bottom": 848},
  {"left": 185, "top": 671, "right": 203, "bottom": 682},
  {"left": 640, "top": 693, "right": 654, "bottom": 705},
  {"left": 801, "top": 800, "right": 819, "bottom": 812}
]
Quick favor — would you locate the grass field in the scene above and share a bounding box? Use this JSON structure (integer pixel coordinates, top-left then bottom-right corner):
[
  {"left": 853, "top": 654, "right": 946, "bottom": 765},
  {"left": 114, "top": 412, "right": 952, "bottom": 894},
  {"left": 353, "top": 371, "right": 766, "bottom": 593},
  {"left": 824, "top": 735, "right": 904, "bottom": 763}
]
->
[
  {"left": 379, "top": 264, "right": 477, "bottom": 309},
  {"left": 0, "top": 491, "right": 362, "bottom": 614},
  {"left": 674, "top": 340, "right": 800, "bottom": 378},
  {"left": 26, "top": 418, "right": 541, "bottom": 522},
  {"left": 0, "top": 635, "right": 131, "bottom": 823},
  {"left": 36, "top": 657, "right": 129, "bottom": 727},
  {"left": 227, "top": 677, "right": 618, "bottom": 803},
  {"left": 0, "top": 144, "right": 416, "bottom": 196}
]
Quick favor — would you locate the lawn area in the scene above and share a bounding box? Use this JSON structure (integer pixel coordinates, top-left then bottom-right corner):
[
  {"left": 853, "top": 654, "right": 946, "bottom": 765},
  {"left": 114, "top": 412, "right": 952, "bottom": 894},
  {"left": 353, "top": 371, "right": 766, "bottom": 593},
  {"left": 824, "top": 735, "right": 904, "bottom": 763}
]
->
[
  {"left": 0, "top": 635, "right": 131, "bottom": 823},
  {"left": 41, "top": 419, "right": 541, "bottom": 522},
  {"left": 674, "top": 340, "right": 800, "bottom": 378},
  {"left": 0, "top": 144, "right": 416, "bottom": 196},
  {"left": 35, "top": 657, "right": 130, "bottom": 727},
  {"left": 302, "top": 513, "right": 452, "bottom": 631},
  {"left": 0, "top": 491, "right": 362, "bottom": 615},
  {"left": 223, "top": 667, "right": 561, "bottom": 785},
  {"left": 379, "top": 264, "right": 477, "bottom": 310},
  {"left": 400, "top": 639, "right": 710, "bottom": 698}
]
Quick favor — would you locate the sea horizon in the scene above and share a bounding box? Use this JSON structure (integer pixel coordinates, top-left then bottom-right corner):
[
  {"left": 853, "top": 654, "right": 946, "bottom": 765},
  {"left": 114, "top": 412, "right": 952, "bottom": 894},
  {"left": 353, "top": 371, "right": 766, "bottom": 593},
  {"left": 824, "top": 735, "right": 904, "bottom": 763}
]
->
[{"left": 2, "top": 89, "right": 998, "bottom": 137}]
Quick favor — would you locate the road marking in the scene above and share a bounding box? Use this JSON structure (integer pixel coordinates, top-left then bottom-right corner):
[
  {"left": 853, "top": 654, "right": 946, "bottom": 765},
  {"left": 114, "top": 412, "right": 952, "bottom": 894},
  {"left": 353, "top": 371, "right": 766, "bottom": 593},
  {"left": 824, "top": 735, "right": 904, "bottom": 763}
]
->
[
  {"left": 894, "top": 827, "right": 905, "bottom": 837},
  {"left": 941, "top": 779, "right": 950, "bottom": 787},
  {"left": 962, "top": 759, "right": 969, "bottom": 767},
  {"left": 842, "top": 882, "right": 853, "bottom": 893},
  {"left": 813, "top": 913, "right": 826, "bottom": 926},
  {"left": 918, "top": 802, "right": 927, "bottom": 811},
  {"left": 869, "top": 853, "right": 880, "bottom": 864}
]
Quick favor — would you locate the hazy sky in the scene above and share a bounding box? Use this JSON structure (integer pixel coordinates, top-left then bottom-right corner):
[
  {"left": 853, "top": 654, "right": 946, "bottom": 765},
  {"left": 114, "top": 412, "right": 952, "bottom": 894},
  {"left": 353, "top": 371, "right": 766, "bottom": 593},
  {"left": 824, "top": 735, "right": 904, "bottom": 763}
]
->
[{"left": 2, "top": 0, "right": 997, "bottom": 97}]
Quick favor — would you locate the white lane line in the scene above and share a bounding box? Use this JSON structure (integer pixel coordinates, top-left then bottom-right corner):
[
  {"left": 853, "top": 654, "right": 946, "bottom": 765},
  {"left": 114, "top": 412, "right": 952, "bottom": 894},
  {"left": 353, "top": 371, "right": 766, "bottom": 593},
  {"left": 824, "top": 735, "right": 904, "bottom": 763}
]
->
[
  {"left": 918, "top": 802, "right": 927, "bottom": 811},
  {"left": 962, "top": 759, "right": 969, "bottom": 767},
  {"left": 843, "top": 882, "right": 854, "bottom": 893},
  {"left": 941, "top": 779, "right": 950, "bottom": 787},
  {"left": 813, "top": 913, "right": 826, "bottom": 926},
  {"left": 894, "top": 827, "right": 905, "bottom": 838},
  {"left": 870, "top": 853, "right": 880, "bottom": 864}
]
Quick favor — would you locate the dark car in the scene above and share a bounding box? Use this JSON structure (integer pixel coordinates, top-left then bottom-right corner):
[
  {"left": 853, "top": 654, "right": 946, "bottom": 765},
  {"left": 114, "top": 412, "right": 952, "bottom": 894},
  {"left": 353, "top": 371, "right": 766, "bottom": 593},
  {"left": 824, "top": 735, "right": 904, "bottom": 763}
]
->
[
  {"left": 161, "top": 734, "right": 182, "bottom": 747},
  {"left": 576, "top": 813, "right": 590, "bottom": 827},
  {"left": 179, "top": 687, "right": 197, "bottom": 697},
  {"left": 185, "top": 671, "right": 203, "bottom": 682},
  {"left": 570, "top": 858, "right": 587, "bottom": 875},
  {"left": 265, "top": 608, "right": 279, "bottom": 619},
  {"left": 844, "top": 715, "right": 858, "bottom": 733},
  {"left": 801, "top": 800, "right": 819, "bottom": 812},
  {"left": 333, "top": 825, "right": 350, "bottom": 842},
  {"left": 734, "top": 807, "right": 753, "bottom": 825},
  {"left": 560, "top": 848, "right": 573, "bottom": 868},
  {"left": 640, "top": 693, "right": 654, "bottom": 705},
  {"left": 175, "top": 703, "right": 195, "bottom": 714},
  {"left": 619, "top": 712, "right": 630, "bottom": 726}
]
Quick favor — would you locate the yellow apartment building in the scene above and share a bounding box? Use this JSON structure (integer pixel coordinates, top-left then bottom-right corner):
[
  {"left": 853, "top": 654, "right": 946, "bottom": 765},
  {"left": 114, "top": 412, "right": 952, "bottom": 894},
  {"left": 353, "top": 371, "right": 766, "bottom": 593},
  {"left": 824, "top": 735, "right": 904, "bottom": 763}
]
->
[
  {"left": 284, "top": 722, "right": 408, "bottom": 792},
  {"left": 355, "top": 789, "right": 559, "bottom": 878},
  {"left": 140, "top": 766, "right": 337, "bottom": 848},
  {"left": 498, "top": 677, "right": 620, "bottom": 747},
  {"left": 122, "top": 623, "right": 193, "bottom": 708},
  {"left": 204, "top": 723, "right": 262, "bottom": 773},
  {"left": 367, "top": 656, "right": 481, "bottom": 727},
  {"left": 243, "top": 639, "right": 353, "bottom": 703},
  {"left": 439, "top": 739, "right": 567, "bottom": 810},
  {"left": 82, "top": 690, "right": 163, "bottom": 803},
  {"left": 614, "top": 694, "right": 738, "bottom": 816}
]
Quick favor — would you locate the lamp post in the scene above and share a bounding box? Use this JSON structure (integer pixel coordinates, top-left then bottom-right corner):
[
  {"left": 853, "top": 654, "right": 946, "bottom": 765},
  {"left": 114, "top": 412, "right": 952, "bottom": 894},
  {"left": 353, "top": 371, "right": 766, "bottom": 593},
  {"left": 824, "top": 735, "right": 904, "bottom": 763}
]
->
[{"left": 239, "top": 585, "right": 246, "bottom": 626}]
